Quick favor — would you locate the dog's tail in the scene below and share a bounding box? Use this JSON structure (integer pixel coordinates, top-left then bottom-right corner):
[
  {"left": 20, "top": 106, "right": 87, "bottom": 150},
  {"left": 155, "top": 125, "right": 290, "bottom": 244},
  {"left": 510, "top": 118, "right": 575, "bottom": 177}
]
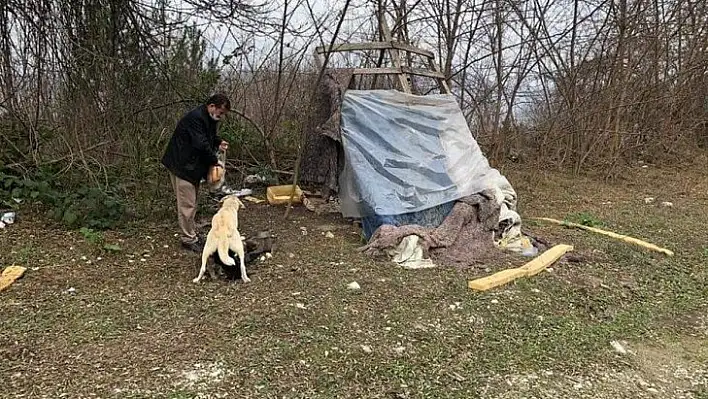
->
[{"left": 216, "top": 237, "right": 236, "bottom": 266}]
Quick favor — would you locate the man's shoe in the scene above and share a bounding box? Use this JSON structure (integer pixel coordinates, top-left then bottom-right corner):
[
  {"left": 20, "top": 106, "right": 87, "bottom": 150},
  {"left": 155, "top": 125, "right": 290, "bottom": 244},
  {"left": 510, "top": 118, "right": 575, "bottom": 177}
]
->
[{"left": 181, "top": 240, "right": 204, "bottom": 253}]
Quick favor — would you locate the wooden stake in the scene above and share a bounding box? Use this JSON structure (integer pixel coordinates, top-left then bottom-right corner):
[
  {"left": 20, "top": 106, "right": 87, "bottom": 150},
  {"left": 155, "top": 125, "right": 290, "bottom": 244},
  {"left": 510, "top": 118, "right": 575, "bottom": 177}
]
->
[{"left": 533, "top": 217, "right": 674, "bottom": 256}]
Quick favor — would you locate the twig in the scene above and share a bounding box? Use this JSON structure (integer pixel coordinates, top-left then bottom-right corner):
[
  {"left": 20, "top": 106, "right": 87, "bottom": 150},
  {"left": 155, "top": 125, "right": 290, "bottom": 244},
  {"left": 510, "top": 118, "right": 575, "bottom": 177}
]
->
[
  {"left": 230, "top": 108, "right": 267, "bottom": 138},
  {"left": 44, "top": 141, "right": 112, "bottom": 166},
  {"left": 0, "top": 132, "right": 28, "bottom": 161}
]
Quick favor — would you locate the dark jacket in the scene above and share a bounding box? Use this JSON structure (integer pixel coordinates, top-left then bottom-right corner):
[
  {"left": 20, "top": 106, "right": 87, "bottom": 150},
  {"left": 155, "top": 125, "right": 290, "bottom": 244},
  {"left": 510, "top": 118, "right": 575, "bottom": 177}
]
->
[{"left": 161, "top": 105, "right": 222, "bottom": 185}]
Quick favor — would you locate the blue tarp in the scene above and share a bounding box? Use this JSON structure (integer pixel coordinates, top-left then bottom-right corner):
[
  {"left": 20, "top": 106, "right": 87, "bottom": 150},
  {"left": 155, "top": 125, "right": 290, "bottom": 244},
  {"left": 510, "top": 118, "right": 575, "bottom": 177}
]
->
[{"left": 338, "top": 90, "right": 509, "bottom": 221}]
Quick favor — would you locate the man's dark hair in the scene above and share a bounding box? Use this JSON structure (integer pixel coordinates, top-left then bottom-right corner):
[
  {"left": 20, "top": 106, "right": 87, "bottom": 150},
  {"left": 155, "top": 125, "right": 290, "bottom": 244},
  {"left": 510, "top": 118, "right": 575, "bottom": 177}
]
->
[{"left": 206, "top": 93, "right": 231, "bottom": 110}]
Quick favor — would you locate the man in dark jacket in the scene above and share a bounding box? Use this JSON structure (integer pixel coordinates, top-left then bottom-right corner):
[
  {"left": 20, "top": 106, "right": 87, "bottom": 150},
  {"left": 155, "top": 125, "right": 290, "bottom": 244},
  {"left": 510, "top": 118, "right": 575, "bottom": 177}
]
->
[{"left": 161, "top": 93, "right": 230, "bottom": 252}]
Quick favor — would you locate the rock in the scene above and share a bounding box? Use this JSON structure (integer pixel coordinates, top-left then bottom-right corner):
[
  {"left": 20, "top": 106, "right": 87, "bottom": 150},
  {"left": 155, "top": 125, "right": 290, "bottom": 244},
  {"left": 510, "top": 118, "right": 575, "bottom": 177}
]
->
[
  {"left": 360, "top": 345, "right": 372, "bottom": 353},
  {"left": 644, "top": 197, "right": 655, "bottom": 204},
  {"left": 325, "top": 231, "right": 335, "bottom": 238},
  {"left": 661, "top": 201, "right": 673, "bottom": 207},
  {"left": 347, "top": 281, "right": 361, "bottom": 290},
  {"left": 610, "top": 340, "right": 627, "bottom": 354},
  {"left": 244, "top": 174, "right": 267, "bottom": 185},
  {"left": 1, "top": 212, "right": 15, "bottom": 224}
]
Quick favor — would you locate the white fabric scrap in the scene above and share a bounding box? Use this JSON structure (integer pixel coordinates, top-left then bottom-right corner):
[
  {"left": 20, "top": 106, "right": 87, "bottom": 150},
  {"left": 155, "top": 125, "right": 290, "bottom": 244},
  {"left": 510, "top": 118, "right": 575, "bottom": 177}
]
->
[{"left": 388, "top": 235, "right": 436, "bottom": 269}]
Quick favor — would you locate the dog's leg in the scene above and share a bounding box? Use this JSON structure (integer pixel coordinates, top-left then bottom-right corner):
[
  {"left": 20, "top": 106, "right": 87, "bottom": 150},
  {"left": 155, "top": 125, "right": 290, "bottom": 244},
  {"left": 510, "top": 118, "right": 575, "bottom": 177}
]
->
[
  {"left": 193, "top": 251, "right": 210, "bottom": 283},
  {"left": 238, "top": 253, "right": 249, "bottom": 283},
  {"left": 194, "top": 237, "right": 217, "bottom": 283},
  {"left": 231, "top": 237, "right": 250, "bottom": 283}
]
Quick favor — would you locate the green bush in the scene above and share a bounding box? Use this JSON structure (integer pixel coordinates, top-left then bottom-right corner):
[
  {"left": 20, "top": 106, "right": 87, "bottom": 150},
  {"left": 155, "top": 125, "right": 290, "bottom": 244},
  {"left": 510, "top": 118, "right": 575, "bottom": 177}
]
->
[{"left": 0, "top": 170, "right": 125, "bottom": 230}]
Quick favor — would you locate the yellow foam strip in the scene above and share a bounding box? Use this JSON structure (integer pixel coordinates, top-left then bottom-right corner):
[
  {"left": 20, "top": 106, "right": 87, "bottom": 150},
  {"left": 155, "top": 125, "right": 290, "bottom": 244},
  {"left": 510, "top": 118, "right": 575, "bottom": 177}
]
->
[
  {"left": 0, "top": 265, "right": 27, "bottom": 293},
  {"left": 519, "top": 244, "right": 574, "bottom": 276},
  {"left": 468, "top": 268, "right": 528, "bottom": 292},
  {"left": 468, "top": 244, "right": 574, "bottom": 291},
  {"left": 534, "top": 217, "right": 674, "bottom": 256}
]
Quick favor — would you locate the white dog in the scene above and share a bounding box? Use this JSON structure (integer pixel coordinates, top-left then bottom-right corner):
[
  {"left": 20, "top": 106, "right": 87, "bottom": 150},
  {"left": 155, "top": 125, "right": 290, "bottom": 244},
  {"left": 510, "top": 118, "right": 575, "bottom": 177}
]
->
[{"left": 193, "top": 194, "right": 249, "bottom": 284}]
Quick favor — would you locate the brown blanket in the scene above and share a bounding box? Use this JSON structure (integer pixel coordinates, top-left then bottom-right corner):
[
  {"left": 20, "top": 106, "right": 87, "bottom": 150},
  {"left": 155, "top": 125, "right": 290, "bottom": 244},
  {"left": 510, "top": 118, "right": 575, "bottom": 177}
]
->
[{"left": 358, "top": 191, "right": 516, "bottom": 267}]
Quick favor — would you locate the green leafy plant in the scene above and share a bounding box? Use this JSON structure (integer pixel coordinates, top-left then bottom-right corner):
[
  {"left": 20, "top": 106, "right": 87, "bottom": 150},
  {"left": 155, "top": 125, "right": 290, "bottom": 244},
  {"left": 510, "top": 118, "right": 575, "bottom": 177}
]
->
[
  {"left": 1, "top": 170, "right": 125, "bottom": 230},
  {"left": 80, "top": 227, "right": 123, "bottom": 253},
  {"left": 246, "top": 165, "right": 279, "bottom": 185},
  {"left": 79, "top": 227, "right": 104, "bottom": 244},
  {"left": 45, "top": 186, "right": 125, "bottom": 229},
  {"left": 0, "top": 172, "right": 54, "bottom": 208},
  {"left": 564, "top": 211, "right": 604, "bottom": 227}
]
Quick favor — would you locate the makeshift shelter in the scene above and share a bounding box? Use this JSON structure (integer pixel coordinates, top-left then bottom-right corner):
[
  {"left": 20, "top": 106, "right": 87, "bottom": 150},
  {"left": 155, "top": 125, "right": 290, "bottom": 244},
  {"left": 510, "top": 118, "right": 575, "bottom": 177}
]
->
[{"left": 299, "top": 18, "right": 539, "bottom": 267}]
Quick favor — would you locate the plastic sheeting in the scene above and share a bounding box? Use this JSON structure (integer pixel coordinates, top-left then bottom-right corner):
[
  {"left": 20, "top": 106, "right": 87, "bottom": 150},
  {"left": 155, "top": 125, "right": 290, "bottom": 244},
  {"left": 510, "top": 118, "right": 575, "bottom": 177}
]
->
[{"left": 338, "top": 89, "right": 514, "bottom": 219}]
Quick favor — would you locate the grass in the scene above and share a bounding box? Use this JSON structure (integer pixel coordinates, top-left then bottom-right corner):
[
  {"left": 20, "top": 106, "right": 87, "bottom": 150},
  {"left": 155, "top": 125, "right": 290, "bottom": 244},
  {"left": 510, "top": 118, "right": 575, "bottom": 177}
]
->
[{"left": 1, "top": 164, "right": 707, "bottom": 398}]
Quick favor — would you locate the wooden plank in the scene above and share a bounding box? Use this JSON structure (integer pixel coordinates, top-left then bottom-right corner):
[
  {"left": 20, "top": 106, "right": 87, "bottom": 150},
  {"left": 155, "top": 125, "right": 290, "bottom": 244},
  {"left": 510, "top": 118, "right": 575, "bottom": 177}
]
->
[
  {"left": 316, "top": 42, "right": 390, "bottom": 53},
  {"left": 315, "top": 41, "right": 435, "bottom": 59},
  {"left": 391, "top": 42, "right": 435, "bottom": 59},
  {"left": 427, "top": 57, "right": 451, "bottom": 94},
  {"left": 379, "top": 15, "right": 411, "bottom": 93},
  {"left": 351, "top": 67, "right": 445, "bottom": 79}
]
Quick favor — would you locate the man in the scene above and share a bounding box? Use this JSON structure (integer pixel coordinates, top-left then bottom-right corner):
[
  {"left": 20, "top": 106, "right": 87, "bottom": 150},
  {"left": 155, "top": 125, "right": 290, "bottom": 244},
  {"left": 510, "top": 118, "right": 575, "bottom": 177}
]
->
[{"left": 161, "top": 93, "right": 230, "bottom": 252}]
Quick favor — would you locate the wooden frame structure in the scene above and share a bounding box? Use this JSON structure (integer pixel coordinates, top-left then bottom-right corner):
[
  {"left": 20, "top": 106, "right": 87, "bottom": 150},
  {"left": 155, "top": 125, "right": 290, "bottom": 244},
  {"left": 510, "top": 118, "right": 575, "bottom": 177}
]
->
[{"left": 313, "top": 16, "right": 450, "bottom": 95}]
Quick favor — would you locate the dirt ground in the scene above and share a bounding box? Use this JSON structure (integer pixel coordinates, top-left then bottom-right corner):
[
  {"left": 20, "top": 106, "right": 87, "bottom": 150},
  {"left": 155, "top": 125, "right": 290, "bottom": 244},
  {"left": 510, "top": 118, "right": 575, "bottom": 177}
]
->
[{"left": 1, "top": 164, "right": 707, "bottom": 398}]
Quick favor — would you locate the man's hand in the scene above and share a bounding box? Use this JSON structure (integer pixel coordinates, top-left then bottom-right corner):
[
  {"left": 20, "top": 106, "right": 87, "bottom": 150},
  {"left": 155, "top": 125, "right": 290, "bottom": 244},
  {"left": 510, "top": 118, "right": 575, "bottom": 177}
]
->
[{"left": 219, "top": 140, "right": 229, "bottom": 152}]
